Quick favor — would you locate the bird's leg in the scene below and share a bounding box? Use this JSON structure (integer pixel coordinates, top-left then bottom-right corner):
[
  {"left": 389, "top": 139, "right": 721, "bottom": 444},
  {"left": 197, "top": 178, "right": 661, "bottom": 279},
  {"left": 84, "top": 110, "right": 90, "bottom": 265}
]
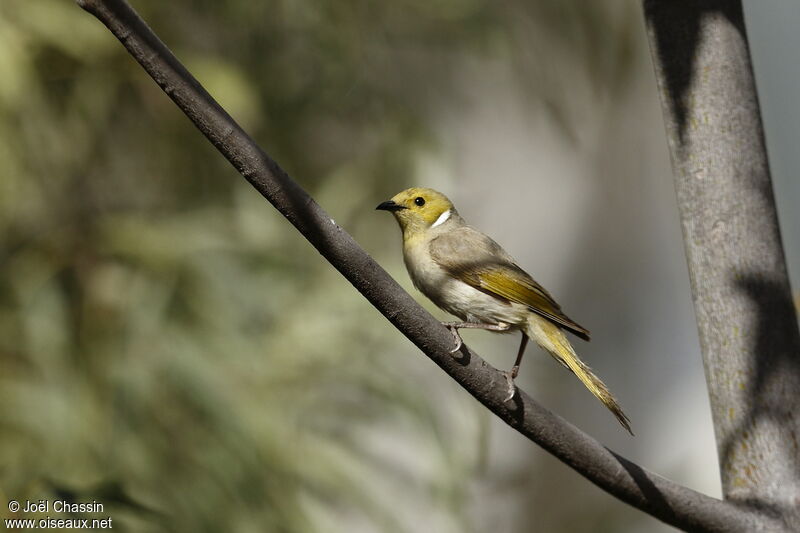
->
[
  {"left": 504, "top": 333, "right": 529, "bottom": 401},
  {"left": 441, "top": 322, "right": 510, "bottom": 353}
]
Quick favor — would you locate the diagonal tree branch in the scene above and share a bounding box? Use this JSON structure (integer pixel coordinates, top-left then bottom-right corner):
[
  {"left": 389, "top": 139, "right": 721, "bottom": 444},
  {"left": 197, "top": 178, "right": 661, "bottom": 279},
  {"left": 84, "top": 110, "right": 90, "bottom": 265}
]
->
[{"left": 75, "top": 0, "right": 788, "bottom": 531}]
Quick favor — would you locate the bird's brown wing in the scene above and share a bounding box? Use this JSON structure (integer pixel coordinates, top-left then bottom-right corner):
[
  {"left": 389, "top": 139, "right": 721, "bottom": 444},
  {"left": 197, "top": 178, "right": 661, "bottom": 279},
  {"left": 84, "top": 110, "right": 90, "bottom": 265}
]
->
[{"left": 429, "top": 227, "right": 590, "bottom": 341}]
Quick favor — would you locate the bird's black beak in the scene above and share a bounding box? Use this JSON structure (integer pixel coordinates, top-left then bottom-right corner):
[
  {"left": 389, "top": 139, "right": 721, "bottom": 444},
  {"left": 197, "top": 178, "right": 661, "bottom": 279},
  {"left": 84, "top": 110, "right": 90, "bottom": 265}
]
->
[{"left": 375, "top": 200, "right": 406, "bottom": 212}]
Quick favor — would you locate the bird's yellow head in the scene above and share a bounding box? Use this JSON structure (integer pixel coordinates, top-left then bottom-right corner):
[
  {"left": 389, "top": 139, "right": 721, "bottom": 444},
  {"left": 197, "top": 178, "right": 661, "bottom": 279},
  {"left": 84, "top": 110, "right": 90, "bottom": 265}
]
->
[{"left": 376, "top": 187, "right": 456, "bottom": 236}]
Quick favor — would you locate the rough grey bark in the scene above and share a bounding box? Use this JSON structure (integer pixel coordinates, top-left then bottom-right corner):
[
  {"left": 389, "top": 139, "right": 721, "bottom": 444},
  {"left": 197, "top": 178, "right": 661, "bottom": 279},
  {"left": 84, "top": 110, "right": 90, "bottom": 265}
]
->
[
  {"left": 77, "top": 0, "right": 790, "bottom": 530},
  {"left": 644, "top": 1, "right": 800, "bottom": 529}
]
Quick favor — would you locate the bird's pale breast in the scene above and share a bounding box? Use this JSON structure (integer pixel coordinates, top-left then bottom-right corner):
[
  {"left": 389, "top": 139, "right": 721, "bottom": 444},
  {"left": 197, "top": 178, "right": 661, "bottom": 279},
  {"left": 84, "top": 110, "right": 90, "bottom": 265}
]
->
[{"left": 403, "top": 236, "right": 528, "bottom": 327}]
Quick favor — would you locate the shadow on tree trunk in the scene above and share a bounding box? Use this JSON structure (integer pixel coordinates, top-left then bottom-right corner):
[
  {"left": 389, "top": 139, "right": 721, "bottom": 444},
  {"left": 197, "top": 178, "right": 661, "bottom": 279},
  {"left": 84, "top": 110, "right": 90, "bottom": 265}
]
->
[
  {"left": 719, "top": 274, "right": 800, "bottom": 511},
  {"left": 645, "top": 1, "right": 747, "bottom": 141}
]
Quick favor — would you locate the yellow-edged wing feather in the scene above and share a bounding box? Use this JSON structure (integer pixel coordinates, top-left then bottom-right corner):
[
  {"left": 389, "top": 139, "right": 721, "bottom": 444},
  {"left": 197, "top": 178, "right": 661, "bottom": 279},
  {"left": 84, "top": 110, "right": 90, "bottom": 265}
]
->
[
  {"left": 430, "top": 227, "right": 590, "bottom": 341},
  {"left": 430, "top": 226, "right": 632, "bottom": 432}
]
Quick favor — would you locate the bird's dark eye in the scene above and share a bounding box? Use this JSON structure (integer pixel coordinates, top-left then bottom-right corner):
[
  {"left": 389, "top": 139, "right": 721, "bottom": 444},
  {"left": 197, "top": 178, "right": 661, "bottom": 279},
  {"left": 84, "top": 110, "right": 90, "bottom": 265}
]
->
[{"left": 414, "top": 197, "right": 425, "bottom": 206}]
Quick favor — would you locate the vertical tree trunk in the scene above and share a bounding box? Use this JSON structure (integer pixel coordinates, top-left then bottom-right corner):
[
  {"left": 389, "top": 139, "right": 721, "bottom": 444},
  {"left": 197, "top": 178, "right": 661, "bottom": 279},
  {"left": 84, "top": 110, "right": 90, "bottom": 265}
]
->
[{"left": 643, "top": 1, "right": 800, "bottom": 527}]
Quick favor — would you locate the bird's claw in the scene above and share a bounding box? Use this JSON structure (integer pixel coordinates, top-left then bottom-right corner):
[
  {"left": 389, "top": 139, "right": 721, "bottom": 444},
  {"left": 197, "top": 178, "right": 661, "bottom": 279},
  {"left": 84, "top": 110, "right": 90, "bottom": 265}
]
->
[
  {"left": 503, "top": 371, "right": 517, "bottom": 402},
  {"left": 447, "top": 326, "right": 463, "bottom": 354}
]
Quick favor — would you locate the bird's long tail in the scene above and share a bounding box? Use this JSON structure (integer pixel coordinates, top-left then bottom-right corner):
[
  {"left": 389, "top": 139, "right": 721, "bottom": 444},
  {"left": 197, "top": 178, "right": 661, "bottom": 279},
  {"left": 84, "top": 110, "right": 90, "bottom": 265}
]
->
[{"left": 526, "top": 316, "right": 633, "bottom": 435}]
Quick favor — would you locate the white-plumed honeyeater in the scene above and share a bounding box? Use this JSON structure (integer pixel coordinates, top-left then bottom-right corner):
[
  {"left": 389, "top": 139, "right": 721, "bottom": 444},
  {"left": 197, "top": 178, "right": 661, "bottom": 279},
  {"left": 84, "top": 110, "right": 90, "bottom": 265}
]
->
[{"left": 377, "top": 187, "right": 632, "bottom": 434}]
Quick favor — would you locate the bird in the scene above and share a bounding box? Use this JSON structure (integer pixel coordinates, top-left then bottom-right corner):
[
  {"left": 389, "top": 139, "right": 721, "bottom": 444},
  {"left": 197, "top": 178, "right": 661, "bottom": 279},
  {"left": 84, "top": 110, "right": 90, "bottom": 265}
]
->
[{"left": 377, "top": 187, "right": 632, "bottom": 434}]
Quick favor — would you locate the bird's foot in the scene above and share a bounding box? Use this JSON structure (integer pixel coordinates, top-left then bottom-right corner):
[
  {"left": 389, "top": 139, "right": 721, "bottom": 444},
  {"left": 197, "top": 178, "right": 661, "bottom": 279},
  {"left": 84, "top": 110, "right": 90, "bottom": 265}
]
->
[
  {"left": 503, "top": 371, "right": 517, "bottom": 402},
  {"left": 441, "top": 321, "right": 510, "bottom": 354},
  {"left": 503, "top": 365, "right": 520, "bottom": 402},
  {"left": 444, "top": 324, "right": 464, "bottom": 353}
]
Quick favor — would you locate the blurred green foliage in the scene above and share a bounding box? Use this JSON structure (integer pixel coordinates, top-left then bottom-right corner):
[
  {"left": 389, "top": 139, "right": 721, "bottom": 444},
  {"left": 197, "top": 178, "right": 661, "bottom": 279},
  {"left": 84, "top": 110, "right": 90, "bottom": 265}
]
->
[{"left": 0, "top": 0, "right": 638, "bottom": 531}]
